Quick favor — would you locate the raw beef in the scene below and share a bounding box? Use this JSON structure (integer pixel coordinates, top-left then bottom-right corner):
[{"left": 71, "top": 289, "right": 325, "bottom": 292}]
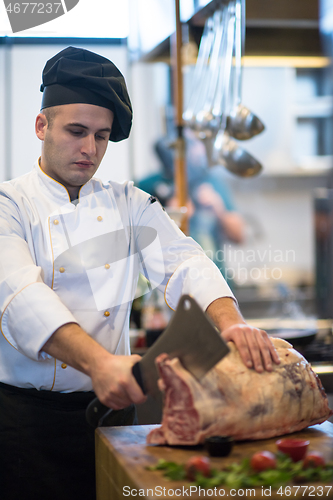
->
[{"left": 147, "top": 338, "right": 333, "bottom": 445}]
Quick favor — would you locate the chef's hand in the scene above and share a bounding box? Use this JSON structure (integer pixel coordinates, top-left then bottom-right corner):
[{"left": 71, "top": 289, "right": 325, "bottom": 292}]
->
[
  {"left": 42, "top": 323, "right": 147, "bottom": 410},
  {"left": 90, "top": 353, "right": 147, "bottom": 410},
  {"left": 206, "top": 297, "right": 280, "bottom": 373},
  {"left": 221, "top": 323, "right": 281, "bottom": 373}
]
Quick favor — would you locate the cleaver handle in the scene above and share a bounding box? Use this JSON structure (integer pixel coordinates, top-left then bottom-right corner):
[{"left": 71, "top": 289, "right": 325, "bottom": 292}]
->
[
  {"left": 85, "top": 361, "right": 146, "bottom": 428},
  {"left": 131, "top": 360, "right": 146, "bottom": 394},
  {"left": 85, "top": 398, "right": 112, "bottom": 428}
]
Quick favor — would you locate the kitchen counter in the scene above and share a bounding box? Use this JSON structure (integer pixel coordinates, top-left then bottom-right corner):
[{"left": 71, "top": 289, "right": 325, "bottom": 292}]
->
[{"left": 95, "top": 422, "right": 333, "bottom": 500}]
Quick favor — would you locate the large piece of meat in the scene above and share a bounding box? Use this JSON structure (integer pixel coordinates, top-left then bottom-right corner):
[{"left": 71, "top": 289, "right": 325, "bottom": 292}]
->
[{"left": 147, "top": 338, "right": 333, "bottom": 445}]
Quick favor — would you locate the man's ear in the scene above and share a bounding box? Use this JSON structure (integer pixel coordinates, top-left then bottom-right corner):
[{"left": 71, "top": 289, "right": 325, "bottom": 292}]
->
[{"left": 35, "top": 113, "right": 48, "bottom": 140}]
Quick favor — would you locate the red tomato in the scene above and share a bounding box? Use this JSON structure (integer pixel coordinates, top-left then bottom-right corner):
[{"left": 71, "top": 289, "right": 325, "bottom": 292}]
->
[
  {"left": 303, "top": 452, "right": 326, "bottom": 469},
  {"left": 185, "top": 456, "right": 211, "bottom": 481},
  {"left": 250, "top": 451, "right": 277, "bottom": 472}
]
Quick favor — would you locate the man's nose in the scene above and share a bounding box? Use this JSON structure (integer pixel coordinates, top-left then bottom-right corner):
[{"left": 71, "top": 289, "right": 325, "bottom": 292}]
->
[{"left": 81, "top": 134, "right": 96, "bottom": 156}]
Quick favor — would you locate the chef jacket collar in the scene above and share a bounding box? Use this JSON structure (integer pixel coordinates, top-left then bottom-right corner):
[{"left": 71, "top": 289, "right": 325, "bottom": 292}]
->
[{"left": 35, "top": 158, "right": 96, "bottom": 206}]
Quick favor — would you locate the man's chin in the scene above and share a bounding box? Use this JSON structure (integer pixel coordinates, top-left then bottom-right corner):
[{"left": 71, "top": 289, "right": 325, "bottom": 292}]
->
[{"left": 69, "top": 171, "right": 96, "bottom": 187}]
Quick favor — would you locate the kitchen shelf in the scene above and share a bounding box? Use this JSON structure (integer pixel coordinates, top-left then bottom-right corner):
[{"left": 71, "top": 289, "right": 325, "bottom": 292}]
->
[
  {"left": 294, "top": 96, "right": 333, "bottom": 118},
  {"left": 129, "top": 0, "right": 323, "bottom": 63}
]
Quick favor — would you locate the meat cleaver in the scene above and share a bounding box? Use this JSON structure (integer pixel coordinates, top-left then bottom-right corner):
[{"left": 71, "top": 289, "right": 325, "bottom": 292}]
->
[{"left": 86, "top": 294, "right": 230, "bottom": 427}]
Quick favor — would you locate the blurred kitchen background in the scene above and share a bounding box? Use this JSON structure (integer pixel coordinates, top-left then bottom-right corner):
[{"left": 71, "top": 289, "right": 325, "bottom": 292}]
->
[{"left": 1, "top": 0, "right": 333, "bottom": 419}]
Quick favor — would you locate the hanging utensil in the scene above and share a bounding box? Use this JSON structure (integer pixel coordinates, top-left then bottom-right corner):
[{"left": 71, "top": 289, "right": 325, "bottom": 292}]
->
[
  {"left": 226, "top": 0, "right": 265, "bottom": 140},
  {"left": 214, "top": 130, "right": 263, "bottom": 176},
  {"left": 195, "top": 2, "right": 234, "bottom": 166},
  {"left": 211, "top": 2, "right": 262, "bottom": 177},
  {"left": 183, "top": 15, "right": 215, "bottom": 129},
  {"left": 195, "top": 7, "right": 227, "bottom": 139},
  {"left": 210, "top": 1, "right": 235, "bottom": 134}
]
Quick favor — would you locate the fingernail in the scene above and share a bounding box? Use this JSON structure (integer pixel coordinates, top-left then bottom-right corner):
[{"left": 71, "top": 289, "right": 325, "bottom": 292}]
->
[
  {"left": 267, "top": 364, "right": 272, "bottom": 370},
  {"left": 257, "top": 365, "right": 263, "bottom": 372},
  {"left": 247, "top": 360, "right": 252, "bottom": 367}
]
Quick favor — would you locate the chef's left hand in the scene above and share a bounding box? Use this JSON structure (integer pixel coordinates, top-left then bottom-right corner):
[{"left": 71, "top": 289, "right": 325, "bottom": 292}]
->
[{"left": 221, "top": 323, "right": 281, "bottom": 373}]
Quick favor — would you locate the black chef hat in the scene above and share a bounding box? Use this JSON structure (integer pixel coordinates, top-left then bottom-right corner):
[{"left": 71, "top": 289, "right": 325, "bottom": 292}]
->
[{"left": 40, "top": 46, "right": 132, "bottom": 142}]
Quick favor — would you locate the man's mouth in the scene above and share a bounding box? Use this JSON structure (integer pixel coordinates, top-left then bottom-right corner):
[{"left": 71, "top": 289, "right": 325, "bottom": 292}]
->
[{"left": 74, "top": 161, "right": 94, "bottom": 169}]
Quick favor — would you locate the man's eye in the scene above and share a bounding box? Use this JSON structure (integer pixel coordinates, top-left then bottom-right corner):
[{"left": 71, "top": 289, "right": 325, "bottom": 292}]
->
[
  {"left": 96, "top": 135, "right": 107, "bottom": 141},
  {"left": 70, "top": 130, "right": 82, "bottom": 136}
]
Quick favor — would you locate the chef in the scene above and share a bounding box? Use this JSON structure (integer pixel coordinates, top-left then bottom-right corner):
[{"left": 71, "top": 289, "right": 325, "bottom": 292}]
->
[{"left": 0, "top": 47, "right": 280, "bottom": 500}]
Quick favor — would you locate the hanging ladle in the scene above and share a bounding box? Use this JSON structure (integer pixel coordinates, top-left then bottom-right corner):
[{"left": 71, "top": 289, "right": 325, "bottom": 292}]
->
[
  {"left": 183, "top": 16, "right": 215, "bottom": 129},
  {"left": 214, "top": 130, "right": 263, "bottom": 176},
  {"left": 226, "top": 0, "right": 265, "bottom": 140},
  {"left": 213, "top": 2, "right": 262, "bottom": 177},
  {"left": 194, "top": 8, "right": 227, "bottom": 139}
]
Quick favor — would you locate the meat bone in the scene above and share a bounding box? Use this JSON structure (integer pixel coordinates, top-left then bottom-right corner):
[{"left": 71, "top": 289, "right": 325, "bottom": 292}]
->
[{"left": 86, "top": 294, "right": 230, "bottom": 428}]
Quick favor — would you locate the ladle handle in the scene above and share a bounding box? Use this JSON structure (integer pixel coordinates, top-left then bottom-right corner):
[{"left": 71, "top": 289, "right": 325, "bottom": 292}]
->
[
  {"left": 212, "top": 1, "right": 236, "bottom": 126},
  {"left": 201, "top": 9, "right": 225, "bottom": 113},
  {"left": 233, "top": 0, "right": 243, "bottom": 108},
  {"left": 183, "top": 16, "right": 214, "bottom": 122}
]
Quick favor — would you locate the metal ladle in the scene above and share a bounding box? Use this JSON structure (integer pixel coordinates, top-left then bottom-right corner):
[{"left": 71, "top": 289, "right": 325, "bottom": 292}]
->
[
  {"left": 214, "top": 129, "right": 263, "bottom": 176},
  {"left": 194, "top": 8, "right": 227, "bottom": 139},
  {"left": 183, "top": 16, "right": 215, "bottom": 129},
  {"left": 226, "top": 0, "right": 265, "bottom": 140},
  {"left": 196, "top": 3, "right": 235, "bottom": 165},
  {"left": 212, "top": 1, "right": 263, "bottom": 177}
]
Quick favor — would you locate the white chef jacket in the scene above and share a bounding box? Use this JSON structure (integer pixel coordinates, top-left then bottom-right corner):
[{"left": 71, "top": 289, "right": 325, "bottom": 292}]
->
[{"left": 0, "top": 160, "right": 234, "bottom": 392}]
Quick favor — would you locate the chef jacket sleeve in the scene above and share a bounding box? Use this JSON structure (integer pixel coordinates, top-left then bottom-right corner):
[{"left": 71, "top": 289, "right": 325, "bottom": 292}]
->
[
  {"left": 0, "top": 195, "right": 78, "bottom": 361},
  {"left": 131, "top": 188, "right": 235, "bottom": 311}
]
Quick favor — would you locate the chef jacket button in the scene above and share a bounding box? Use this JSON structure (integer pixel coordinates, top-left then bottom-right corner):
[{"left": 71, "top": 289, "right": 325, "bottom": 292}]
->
[
  {"left": 97, "top": 216, "right": 103, "bottom": 221},
  {"left": 59, "top": 267, "right": 65, "bottom": 273},
  {"left": 61, "top": 363, "right": 67, "bottom": 369},
  {"left": 105, "top": 264, "right": 110, "bottom": 269},
  {"left": 104, "top": 311, "right": 110, "bottom": 317},
  {"left": 53, "top": 219, "right": 59, "bottom": 225}
]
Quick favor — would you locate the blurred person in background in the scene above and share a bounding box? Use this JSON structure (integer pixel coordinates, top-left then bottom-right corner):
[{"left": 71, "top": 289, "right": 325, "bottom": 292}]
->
[{"left": 137, "top": 128, "right": 245, "bottom": 284}]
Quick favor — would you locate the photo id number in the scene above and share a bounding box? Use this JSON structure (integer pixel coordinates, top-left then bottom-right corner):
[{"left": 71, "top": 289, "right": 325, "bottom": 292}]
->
[
  {"left": 6, "top": 3, "right": 62, "bottom": 14},
  {"left": 277, "top": 485, "right": 332, "bottom": 496}
]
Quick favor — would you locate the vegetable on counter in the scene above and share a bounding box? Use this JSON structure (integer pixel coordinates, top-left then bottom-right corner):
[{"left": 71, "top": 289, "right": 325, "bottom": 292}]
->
[
  {"left": 250, "top": 451, "right": 277, "bottom": 472},
  {"left": 303, "top": 452, "right": 326, "bottom": 469},
  {"left": 185, "top": 456, "right": 211, "bottom": 481},
  {"left": 147, "top": 450, "right": 333, "bottom": 489}
]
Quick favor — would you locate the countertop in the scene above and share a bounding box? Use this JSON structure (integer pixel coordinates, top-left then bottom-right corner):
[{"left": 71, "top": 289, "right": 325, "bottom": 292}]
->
[{"left": 95, "top": 421, "right": 333, "bottom": 500}]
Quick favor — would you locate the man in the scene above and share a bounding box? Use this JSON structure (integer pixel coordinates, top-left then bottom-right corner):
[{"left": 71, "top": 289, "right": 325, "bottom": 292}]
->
[{"left": 0, "top": 47, "right": 280, "bottom": 500}]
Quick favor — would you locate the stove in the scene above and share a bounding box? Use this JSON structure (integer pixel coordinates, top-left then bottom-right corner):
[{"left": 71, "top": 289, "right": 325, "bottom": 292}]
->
[{"left": 299, "top": 338, "right": 333, "bottom": 363}]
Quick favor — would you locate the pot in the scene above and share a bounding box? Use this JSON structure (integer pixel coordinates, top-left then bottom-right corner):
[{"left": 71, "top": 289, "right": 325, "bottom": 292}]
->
[{"left": 265, "top": 327, "right": 317, "bottom": 347}]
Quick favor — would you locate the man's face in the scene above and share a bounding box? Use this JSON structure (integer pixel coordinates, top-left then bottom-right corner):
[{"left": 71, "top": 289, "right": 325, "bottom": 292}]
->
[{"left": 36, "top": 103, "right": 114, "bottom": 199}]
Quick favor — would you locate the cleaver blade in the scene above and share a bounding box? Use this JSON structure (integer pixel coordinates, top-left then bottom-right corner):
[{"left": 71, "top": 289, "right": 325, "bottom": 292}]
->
[
  {"left": 133, "top": 294, "right": 230, "bottom": 397},
  {"left": 86, "top": 294, "right": 229, "bottom": 427}
]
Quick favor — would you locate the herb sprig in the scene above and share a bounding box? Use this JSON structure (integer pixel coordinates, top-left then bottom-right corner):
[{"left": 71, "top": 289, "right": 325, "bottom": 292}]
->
[{"left": 147, "top": 454, "right": 333, "bottom": 489}]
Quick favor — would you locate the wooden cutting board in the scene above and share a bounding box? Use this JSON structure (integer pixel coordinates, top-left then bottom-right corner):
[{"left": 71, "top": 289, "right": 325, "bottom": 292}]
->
[{"left": 95, "top": 421, "right": 333, "bottom": 499}]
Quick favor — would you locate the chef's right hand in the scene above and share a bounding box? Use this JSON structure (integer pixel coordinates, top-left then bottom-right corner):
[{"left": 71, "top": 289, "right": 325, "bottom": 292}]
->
[{"left": 90, "top": 353, "right": 147, "bottom": 410}]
